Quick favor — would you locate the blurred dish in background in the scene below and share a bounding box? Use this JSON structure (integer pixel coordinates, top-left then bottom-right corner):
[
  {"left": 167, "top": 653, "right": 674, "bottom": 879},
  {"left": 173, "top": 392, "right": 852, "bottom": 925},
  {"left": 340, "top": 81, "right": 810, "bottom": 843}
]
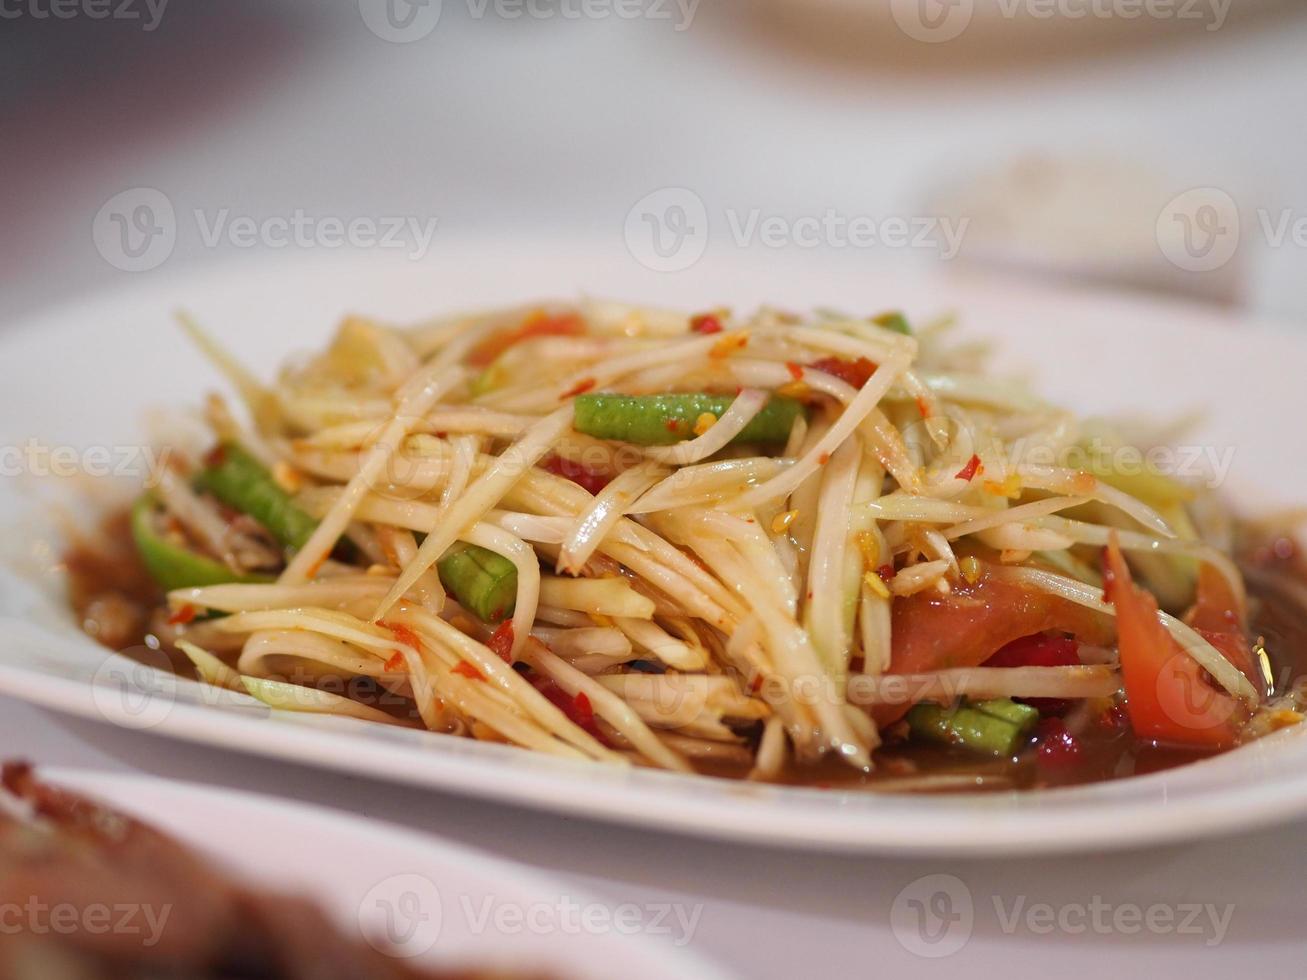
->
[
  {"left": 0, "top": 763, "right": 721, "bottom": 980},
  {"left": 929, "top": 152, "right": 1246, "bottom": 306},
  {"left": 735, "top": 0, "right": 1294, "bottom": 65}
]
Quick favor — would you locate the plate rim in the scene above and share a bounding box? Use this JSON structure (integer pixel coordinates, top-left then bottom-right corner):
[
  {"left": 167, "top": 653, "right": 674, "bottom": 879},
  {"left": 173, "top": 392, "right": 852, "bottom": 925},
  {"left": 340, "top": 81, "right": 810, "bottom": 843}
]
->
[
  {"left": 4, "top": 247, "right": 1307, "bottom": 858},
  {"left": 7, "top": 656, "right": 1307, "bottom": 857}
]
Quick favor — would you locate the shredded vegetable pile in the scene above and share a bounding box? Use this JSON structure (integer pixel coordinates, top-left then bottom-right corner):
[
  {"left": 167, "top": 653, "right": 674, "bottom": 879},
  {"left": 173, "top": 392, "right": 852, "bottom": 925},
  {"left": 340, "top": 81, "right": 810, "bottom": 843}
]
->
[{"left": 120, "top": 301, "right": 1293, "bottom": 785}]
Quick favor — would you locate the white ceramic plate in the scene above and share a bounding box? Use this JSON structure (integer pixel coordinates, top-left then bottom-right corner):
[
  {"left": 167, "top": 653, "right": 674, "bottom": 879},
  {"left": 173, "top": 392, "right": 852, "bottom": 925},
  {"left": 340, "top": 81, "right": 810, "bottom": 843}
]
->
[
  {"left": 29, "top": 766, "right": 725, "bottom": 979},
  {"left": 2, "top": 243, "right": 1305, "bottom": 856}
]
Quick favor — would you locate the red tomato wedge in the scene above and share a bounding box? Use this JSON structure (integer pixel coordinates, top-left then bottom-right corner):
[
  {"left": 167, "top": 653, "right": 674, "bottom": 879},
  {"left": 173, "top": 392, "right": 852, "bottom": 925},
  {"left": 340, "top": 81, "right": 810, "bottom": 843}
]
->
[
  {"left": 808, "top": 356, "right": 878, "bottom": 389},
  {"left": 1183, "top": 563, "right": 1264, "bottom": 698},
  {"left": 986, "top": 632, "right": 1081, "bottom": 715},
  {"left": 487, "top": 621, "right": 515, "bottom": 663},
  {"left": 1102, "top": 536, "right": 1246, "bottom": 749},
  {"left": 467, "top": 310, "right": 584, "bottom": 367},
  {"left": 873, "top": 571, "right": 1113, "bottom": 726}
]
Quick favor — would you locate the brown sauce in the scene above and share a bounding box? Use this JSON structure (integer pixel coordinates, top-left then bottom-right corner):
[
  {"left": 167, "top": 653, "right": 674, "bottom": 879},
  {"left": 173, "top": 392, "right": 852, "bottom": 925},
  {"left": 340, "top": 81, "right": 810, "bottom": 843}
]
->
[
  {"left": 63, "top": 508, "right": 161, "bottom": 652},
  {"left": 63, "top": 512, "right": 1307, "bottom": 793}
]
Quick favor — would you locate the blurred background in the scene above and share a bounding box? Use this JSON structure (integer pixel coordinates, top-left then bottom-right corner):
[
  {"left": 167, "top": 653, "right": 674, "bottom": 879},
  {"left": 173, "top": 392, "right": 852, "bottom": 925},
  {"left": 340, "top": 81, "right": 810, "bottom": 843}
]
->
[{"left": 2, "top": 0, "right": 1306, "bottom": 325}]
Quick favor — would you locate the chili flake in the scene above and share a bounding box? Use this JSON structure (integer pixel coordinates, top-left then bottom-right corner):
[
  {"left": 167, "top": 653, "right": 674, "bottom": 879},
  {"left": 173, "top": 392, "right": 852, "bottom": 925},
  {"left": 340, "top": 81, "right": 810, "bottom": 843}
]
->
[
  {"left": 487, "top": 621, "right": 515, "bottom": 663},
  {"left": 709, "top": 332, "right": 749, "bottom": 358},
  {"left": 452, "top": 661, "right": 484, "bottom": 681},
  {"left": 167, "top": 604, "right": 197, "bottom": 626},
  {"left": 561, "top": 377, "right": 596, "bottom": 399},
  {"left": 690, "top": 313, "right": 724, "bottom": 334},
  {"left": 955, "top": 454, "right": 983, "bottom": 482}
]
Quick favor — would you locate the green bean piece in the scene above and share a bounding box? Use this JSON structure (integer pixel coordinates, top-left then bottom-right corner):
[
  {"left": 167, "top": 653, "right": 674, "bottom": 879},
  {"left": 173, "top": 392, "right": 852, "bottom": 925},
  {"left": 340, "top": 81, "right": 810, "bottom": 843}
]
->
[
  {"left": 906, "top": 699, "right": 1037, "bottom": 757},
  {"left": 193, "top": 442, "right": 318, "bottom": 552},
  {"left": 572, "top": 394, "right": 804, "bottom": 447},
  {"left": 971, "top": 698, "right": 1041, "bottom": 729},
  {"left": 437, "top": 544, "right": 517, "bottom": 623},
  {"left": 130, "top": 495, "right": 270, "bottom": 591}
]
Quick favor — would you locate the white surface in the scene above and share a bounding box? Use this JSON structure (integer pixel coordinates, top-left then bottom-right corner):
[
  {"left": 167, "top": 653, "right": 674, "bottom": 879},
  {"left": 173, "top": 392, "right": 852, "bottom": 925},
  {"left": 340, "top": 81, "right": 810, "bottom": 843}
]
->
[
  {"left": 4, "top": 246, "right": 1307, "bottom": 862},
  {"left": 0, "top": 246, "right": 1306, "bottom": 976},
  {"left": 4, "top": 2, "right": 1307, "bottom": 324},
  {"left": 39, "top": 768, "right": 726, "bottom": 980}
]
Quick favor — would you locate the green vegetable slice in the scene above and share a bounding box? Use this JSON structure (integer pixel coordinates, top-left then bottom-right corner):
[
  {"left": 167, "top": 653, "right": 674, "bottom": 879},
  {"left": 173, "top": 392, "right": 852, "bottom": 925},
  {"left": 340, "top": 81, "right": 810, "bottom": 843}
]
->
[
  {"left": 906, "top": 698, "right": 1038, "bottom": 757},
  {"left": 872, "top": 311, "right": 912, "bottom": 336},
  {"left": 130, "top": 494, "right": 270, "bottom": 591},
  {"left": 970, "top": 698, "right": 1040, "bottom": 728},
  {"left": 437, "top": 544, "right": 517, "bottom": 623},
  {"left": 572, "top": 394, "right": 803, "bottom": 447},
  {"left": 194, "top": 441, "right": 318, "bottom": 552}
]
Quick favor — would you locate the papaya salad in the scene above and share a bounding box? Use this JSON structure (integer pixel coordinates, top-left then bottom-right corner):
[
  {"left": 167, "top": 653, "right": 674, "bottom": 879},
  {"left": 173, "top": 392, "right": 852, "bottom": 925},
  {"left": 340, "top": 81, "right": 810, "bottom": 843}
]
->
[{"left": 66, "top": 302, "right": 1307, "bottom": 791}]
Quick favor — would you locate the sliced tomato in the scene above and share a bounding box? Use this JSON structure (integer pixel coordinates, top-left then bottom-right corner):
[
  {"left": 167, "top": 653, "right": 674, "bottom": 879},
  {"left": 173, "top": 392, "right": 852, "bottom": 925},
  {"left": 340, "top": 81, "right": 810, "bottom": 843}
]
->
[
  {"left": 986, "top": 631, "right": 1081, "bottom": 715},
  {"left": 873, "top": 571, "right": 1113, "bottom": 726},
  {"left": 808, "top": 356, "right": 878, "bottom": 389},
  {"left": 487, "top": 621, "right": 515, "bottom": 663},
  {"left": 541, "top": 454, "right": 612, "bottom": 496},
  {"left": 1188, "top": 562, "right": 1243, "bottom": 634},
  {"left": 986, "top": 632, "right": 1079, "bottom": 670},
  {"left": 1102, "top": 536, "right": 1244, "bottom": 749},
  {"left": 467, "top": 310, "right": 584, "bottom": 368},
  {"left": 1183, "top": 563, "right": 1264, "bottom": 697}
]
